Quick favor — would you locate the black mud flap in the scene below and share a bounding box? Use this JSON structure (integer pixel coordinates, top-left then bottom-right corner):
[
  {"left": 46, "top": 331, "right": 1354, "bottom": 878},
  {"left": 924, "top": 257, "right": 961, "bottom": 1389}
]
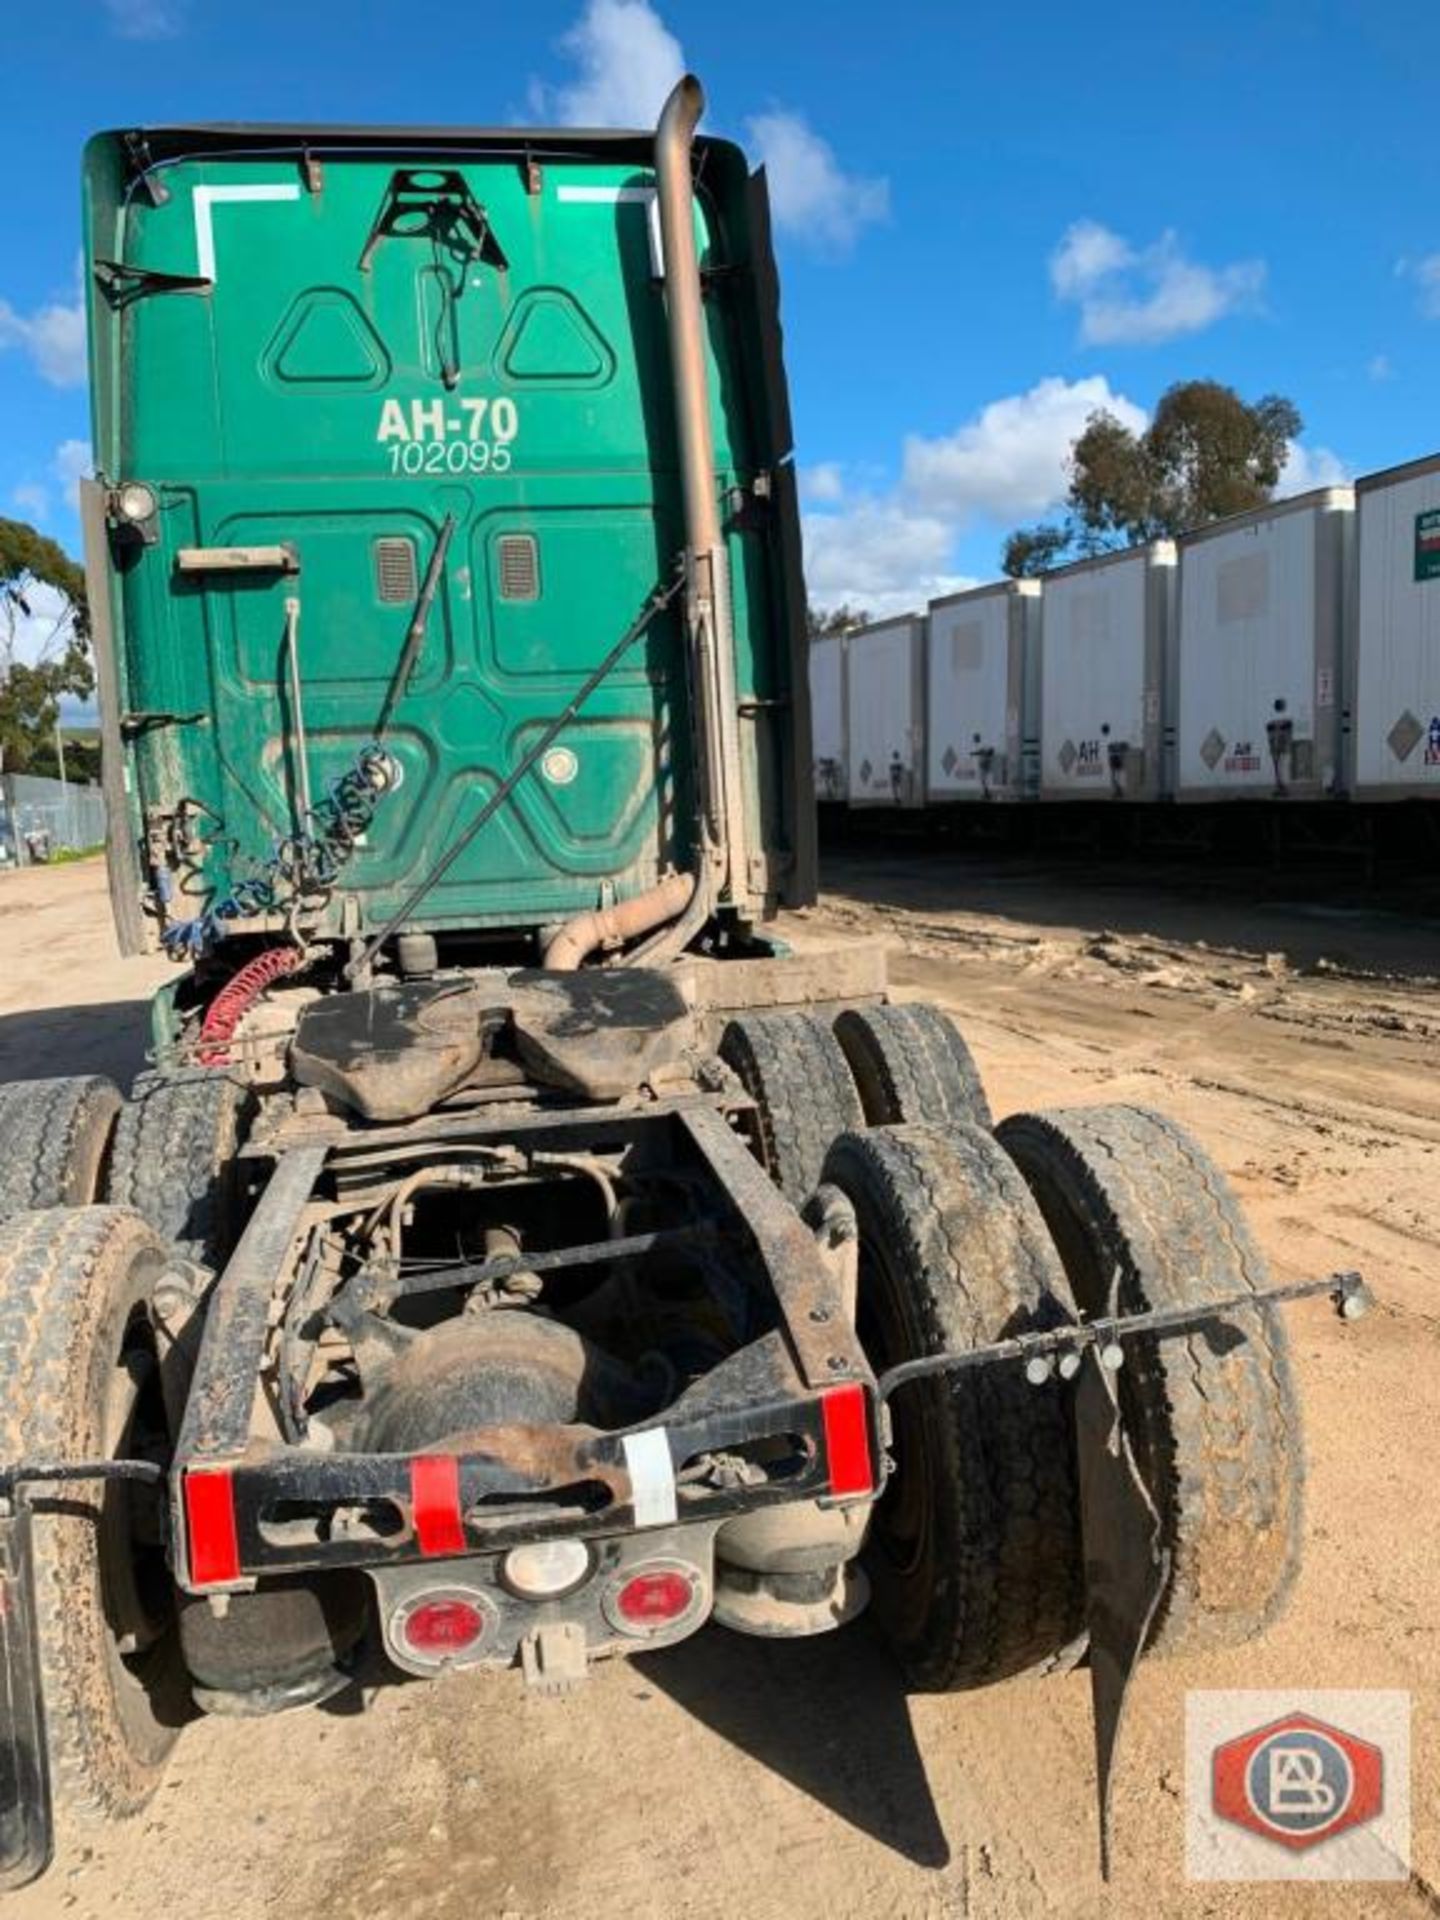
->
[
  {"left": 1074, "top": 1348, "right": 1169, "bottom": 1880},
  {"left": 0, "top": 1499, "right": 52, "bottom": 1891}
]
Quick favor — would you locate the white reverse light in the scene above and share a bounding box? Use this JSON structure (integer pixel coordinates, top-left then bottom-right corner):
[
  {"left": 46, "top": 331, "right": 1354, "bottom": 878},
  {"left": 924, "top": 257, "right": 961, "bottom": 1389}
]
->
[{"left": 501, "top": 1538, "right": 591, "bottom": 1599}]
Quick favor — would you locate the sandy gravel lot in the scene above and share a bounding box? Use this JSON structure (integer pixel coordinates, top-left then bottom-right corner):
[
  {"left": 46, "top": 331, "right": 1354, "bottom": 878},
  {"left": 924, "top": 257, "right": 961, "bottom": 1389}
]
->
[{"left": 1, "top": 850, "right": 1435, "bottom": 1919}]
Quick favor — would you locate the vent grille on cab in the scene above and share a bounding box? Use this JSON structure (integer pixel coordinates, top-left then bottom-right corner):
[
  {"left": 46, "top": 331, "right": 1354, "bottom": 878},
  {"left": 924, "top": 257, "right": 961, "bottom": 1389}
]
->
[
  {"left": 374, "top": 537, "right": 418, "bottom": 604},
  {"left": 498, "top": 534, "right": 540, "bottom": 602}
]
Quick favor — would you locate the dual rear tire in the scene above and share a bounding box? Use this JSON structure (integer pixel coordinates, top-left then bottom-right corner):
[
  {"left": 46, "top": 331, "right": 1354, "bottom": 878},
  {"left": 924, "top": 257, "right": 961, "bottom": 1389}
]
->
[{"left": 717, "top": 1004, "right": 1304, "bottom": 1687}]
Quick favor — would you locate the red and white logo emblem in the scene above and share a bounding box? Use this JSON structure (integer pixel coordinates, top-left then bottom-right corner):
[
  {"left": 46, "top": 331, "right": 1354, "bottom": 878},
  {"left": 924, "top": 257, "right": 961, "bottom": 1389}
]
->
[
  {"left": 1212, "top": 1713, "right": 1383, "bottom": 1851},
  {"left": 1187, "top": 1691, "right": 1409, "bottom": 1882}
]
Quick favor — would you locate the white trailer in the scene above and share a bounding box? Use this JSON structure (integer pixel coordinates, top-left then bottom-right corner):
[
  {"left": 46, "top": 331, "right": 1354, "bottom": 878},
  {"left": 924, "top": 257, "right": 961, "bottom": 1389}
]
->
[
  {"left": 844, "top": 614, "right": 926, "bottom": 808},
  {"left": 1351, "top": 453, "right": 1440, "bottom": 799},
  {"left": 809, "top": 634, "right": 847, "bottom": 803},
  {"left": 1174, "top": 488, "right": 1352, "bottom": 802},
  {"left": 1039, "top": 543, "right": 1175, "bottom": 802},
  {"left": 926, "top": 580, "right": 1041, "bottom": 803}
]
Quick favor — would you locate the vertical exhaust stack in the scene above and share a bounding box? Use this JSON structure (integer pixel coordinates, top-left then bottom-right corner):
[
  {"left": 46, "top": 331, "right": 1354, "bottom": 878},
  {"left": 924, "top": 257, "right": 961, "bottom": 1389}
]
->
[{"left": 654, "top": 74, "right": 749, "bottom": 924}]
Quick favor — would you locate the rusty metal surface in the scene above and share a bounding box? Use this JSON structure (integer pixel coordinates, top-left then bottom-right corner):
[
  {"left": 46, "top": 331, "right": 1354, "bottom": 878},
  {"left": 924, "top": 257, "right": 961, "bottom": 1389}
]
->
[
  {"left": 674, "top": 941, "right": 889, "bottom": 1026},
  {"left": 508, "top": 967, "right": 693, "bottom": 1099},
  {"left": 677, "top": 1104, "right": 869, "bottom": 1392},
  {"left": 174, "top": 1144, "right": 329, "bottom": 1466},
  {"left": 290, "top": 978, "right": 496, "bottom": 1120},
  {"left": 219, "top": 1349, "right": 846, "bottom": 1579},
  {"left": 261, "top": 1089, "right": 728, "bottom": 1162}
]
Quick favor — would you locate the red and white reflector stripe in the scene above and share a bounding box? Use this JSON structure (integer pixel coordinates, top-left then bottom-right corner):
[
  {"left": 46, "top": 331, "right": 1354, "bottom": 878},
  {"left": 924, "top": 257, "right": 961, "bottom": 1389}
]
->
[
  {"left": 183, "top": 1468, "right": 241, "bottom": 1587},
  {"left": 821, "top": 1382, "right": 874, "bottom": 1498},
  {"left": 410, "top": 1454, "right": 467, "bottom": 1557}
]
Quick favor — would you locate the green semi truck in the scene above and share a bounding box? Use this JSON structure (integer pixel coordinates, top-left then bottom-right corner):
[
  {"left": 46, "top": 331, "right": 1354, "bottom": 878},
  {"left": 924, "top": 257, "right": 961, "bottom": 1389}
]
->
[{"left": 0, "top": 77, "right": 1356, "bottom": 1890}]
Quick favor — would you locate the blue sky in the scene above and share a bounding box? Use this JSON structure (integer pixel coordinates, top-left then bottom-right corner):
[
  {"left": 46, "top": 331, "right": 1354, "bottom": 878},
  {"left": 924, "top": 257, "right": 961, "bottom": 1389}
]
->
[{"left": 3, "top": 0, "right": 1439, "bottom": 620}]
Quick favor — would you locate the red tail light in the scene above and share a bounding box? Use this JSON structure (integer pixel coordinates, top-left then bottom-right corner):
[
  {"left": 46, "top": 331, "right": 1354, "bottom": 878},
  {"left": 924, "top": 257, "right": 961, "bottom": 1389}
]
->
[
  {"left": 603, "top": 1561, "right": 707, "bottom": 1637},
  {"left": 388, "top": 1586, "right": 497, "bottom": 1672},
  {"left": 821, "top": 1382, "right": 874, "bottom": 1498},
  {"left": 400, "top": 1598, "right": 487, "bottom": 1658}
]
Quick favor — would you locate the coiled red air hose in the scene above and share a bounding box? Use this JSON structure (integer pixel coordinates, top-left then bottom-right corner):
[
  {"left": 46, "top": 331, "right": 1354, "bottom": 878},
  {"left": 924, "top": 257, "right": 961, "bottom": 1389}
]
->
[{"left": 196, "top": 946, "right": 305, "bottom": 1066}]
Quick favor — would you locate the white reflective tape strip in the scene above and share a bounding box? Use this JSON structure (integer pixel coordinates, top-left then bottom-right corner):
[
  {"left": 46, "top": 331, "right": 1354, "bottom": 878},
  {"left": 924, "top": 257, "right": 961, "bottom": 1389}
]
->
[
  {"left": 622, "top": 1427, "right": 677, "bottom": 1528},
  {"left": 555, "top": 184, "right": 664, "bottom": 275},
  {"left": 193, "top": 183, "right": 301, "bottom": 283},
  {"left": 555, "top": 185, "right": 654, "bottom": 203}
]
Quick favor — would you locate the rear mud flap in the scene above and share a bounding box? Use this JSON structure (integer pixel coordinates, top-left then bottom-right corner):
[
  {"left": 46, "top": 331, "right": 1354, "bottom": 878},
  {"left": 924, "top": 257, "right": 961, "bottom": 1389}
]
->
[
  {"left": 1075, "top": 1349, "right": 1169, "bottom": 1879},
  {"left": 0, "top": 1499, "right": 52, "bottom": 1891}
]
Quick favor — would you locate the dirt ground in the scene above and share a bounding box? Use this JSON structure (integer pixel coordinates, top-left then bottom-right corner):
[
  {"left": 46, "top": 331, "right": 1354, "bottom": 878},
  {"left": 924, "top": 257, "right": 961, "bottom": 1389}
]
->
[{"left": 2, "top": 849, "right": 1436, "bottom": 1920}]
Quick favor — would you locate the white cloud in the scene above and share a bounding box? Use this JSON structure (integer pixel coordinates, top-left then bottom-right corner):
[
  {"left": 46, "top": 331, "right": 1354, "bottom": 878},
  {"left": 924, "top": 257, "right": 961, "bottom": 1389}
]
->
[
  {"left": 11, "top": 484, "right": 50, "bottom": 524},
  {"left": 800, "top": 462, "right": 845, "bottom": 504},
  {"left": 902, "top": 375, "right": 1146, "bottom": 523},
  {"left": 101, "top": 0, "right": 187, "bottom": 38},
  {"left": 53, "top": 440, "right": 93, "bottom": 513},
  {"left": 744, "top": 110, "right": 888, "bottom": 252},
  {"left": 1050, "top": 219, "right": 1132, "bottom": 300},
  {"left": 1368, "top": 353, "right": 1393, "bottom": 382},
  {"left": 533, "top": 0, "right": 684, "bottom": 127},
  {"left": 1403, "top": 253, "right": 1440, "bottom": 319},
  {"left": 0, "top": 261, "right": 87, "bottom": 388},
  {"left": 803, "top": 500, "right": 973, "bottom": 619},
  {"left": 530, "top": 5, "right": 885, "bottom": 254},
  {"left": 1275, "top": 441, "right": 1350, "bottom": 498},
  {"left": 1051, "top": 219, "right": 1265, "bottom": 346},
  {"left": 1, "top": 580, "right": 78, "bottom": 669}
]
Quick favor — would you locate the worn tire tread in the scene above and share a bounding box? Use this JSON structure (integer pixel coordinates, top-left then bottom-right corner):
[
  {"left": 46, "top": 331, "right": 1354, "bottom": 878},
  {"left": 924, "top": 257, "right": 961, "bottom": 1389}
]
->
[
  {"left": 718, "top": 1012, "right": 864, "bottom": 1202},
  {"left": 834, "top": 1002, "right": 992, "bottom": 1130},
  {"left": 0, "top": 1207, "right": 179, "bottom": 1825},
  {"left": 996, "top": 1103, "right": 1304, "bottom": 1656},
  {"left": 0, "top": 1076, "right": 121, "bottom": 1224},
  {"left": 106, "top": 1070, "right": 251, "bottom": 1263},
  {"left": 823, "top": 1122, "right": 1083, "bottom": 1690}
]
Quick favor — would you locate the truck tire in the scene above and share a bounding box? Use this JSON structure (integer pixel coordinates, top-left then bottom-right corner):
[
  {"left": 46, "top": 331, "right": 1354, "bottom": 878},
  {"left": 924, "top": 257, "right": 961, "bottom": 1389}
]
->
[
  {"left": 821, "top": 1122, "right": 1083, "bottom": 1690},
  {"left": 718, "top": 1012, "right": 863, "bottom": 1204},
  {"left": 0, "top": 1207, "right": 189, "bottom": 1827},
  {"left": 996, "top": 1104, "right": 1303, "bottom": 1657},
  {"left": 0, "top": 1076, "right": 121, "bottom": 1225},
  {"left": 106, "top": 1070, "right": 253, "bottom": 1266},
  {"left": 833, "top": 1002, "right": 992, "bottom": 1130}
]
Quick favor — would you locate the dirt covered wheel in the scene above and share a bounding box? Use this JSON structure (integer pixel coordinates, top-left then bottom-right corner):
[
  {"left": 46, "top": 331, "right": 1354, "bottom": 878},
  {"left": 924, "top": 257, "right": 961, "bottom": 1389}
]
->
[
  {"left": 0, "top": 1207, "right": 189, "bottom": 1827},
  {"left": 105, "top": 1069, "right": 254, "bottom": 1265},
  {"left": 0, "top": 1076, "right": 121, "bottom": 1225},
  {"left": 996, "top": 1104, "right": 1304, "bottom": 1657},
  {"left": 822, "top": 1122, "right": 1083, "bottom": 1690},
  {"left": 833, "top": 1001, "right": 992, "bottom": 1130},
  {"left": 718, "top": 1011, "right": 863, "bottom": 1203}
]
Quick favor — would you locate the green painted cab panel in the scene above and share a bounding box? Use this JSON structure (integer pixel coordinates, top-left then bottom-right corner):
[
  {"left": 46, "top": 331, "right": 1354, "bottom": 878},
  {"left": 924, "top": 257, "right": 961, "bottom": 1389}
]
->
[{"left": 83, "top": 124, "right": 813, "bottom": 953}]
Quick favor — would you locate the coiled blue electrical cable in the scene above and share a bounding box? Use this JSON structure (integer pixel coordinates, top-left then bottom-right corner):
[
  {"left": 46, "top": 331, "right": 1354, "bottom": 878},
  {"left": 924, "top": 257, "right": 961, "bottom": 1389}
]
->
[{"left": 161, "top": 743, "right": 395, "bottom": 959}]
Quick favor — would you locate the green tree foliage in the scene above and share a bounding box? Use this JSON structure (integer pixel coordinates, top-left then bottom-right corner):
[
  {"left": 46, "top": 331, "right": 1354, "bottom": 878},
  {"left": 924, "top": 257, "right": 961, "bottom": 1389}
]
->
[
  {"left": 0, "top": 518, "right": 92, "bottom": 774},
  {"left": 1000, "top": 525, "right": 1072, "bottom": 579},
  {"left": 807, "top": 602, "right": 870, "bottom": 638},
  {"left": 1002, "top": 381, "right": 1304, "bottom": 577}
]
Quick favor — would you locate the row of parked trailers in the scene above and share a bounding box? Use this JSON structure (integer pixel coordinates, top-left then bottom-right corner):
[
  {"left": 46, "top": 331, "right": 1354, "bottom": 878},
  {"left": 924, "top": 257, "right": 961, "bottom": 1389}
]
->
[{"left": 811, "top": 453, "right": 1440, "bottom": 810}]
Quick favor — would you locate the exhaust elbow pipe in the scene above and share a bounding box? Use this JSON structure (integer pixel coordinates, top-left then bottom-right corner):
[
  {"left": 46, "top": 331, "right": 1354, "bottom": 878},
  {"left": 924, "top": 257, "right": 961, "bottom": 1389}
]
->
[{"left": 542, "top": 870, "right": 696, "bottom": 971}]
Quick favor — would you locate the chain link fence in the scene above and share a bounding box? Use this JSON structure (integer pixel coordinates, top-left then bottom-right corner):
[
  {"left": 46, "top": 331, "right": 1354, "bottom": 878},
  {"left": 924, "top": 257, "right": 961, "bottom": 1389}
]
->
[{"left": 0, "top": 773, "right": 107, "bottom": 866}]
